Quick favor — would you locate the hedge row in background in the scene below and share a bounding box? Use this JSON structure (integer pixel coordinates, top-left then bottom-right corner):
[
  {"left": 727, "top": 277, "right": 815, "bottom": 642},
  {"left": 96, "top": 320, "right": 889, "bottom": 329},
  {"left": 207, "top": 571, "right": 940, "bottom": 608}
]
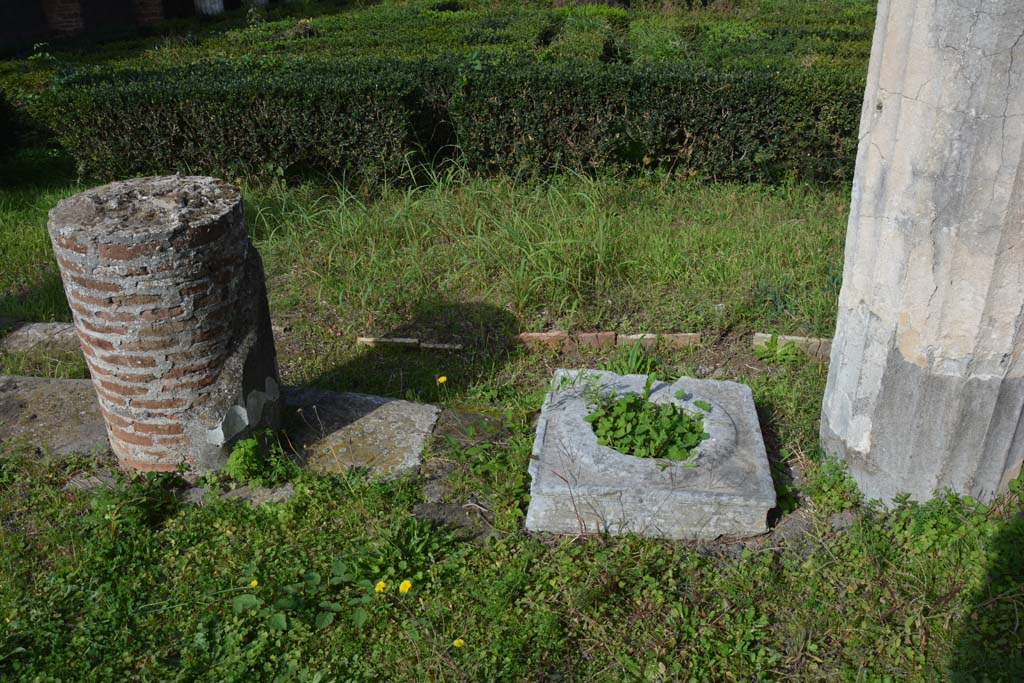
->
[
  {"left": 0, "top": 90, "right": 14, "bottom": 157},
  {"left": 37, "top": 56, "right": 863, "bottom": 183},
  {"left": 452, "top": 60, "right": 862, "bottom": 181},
  {"left": 37, "top": 60, "right": 451, "bottom": 180}
]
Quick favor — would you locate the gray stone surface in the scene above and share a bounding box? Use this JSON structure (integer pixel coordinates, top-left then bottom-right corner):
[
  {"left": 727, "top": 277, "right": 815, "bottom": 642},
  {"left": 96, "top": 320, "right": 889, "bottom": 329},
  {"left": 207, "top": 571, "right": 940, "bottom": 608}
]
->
[
  {"left": 526, "top": 369, "right": 775, "bottom": 540},
  {"left": 752, "top": 333, "right": 832, "bottom": 360},
  {"left": 0, "top": 319, "right": 80, "bottom": 354},
  {"left": 1, "top": 376, "right": 440, "bottom": 481},
  {"left": 220, "top": 482, "right": 295, "bottom": 505},
  {"left": 285, "top": 386, "right": 440, "bottom": 476},
  {"left": 63, "top": 472, "right": 119, "bottom": 492},
  {"left": 0, "top": 375, "right": 109, "bottom": 457},
  {"left": 821, "top": 0, "right": 1024, "bottom": 503}
]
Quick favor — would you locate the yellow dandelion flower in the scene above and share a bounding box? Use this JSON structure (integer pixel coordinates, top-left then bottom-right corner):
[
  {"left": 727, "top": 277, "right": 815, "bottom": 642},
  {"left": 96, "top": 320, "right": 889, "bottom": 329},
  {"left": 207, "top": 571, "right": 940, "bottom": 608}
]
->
[
  {"left": 399, "top": 579, "right": 412, "bottom": 594},
  {"left": 250, "top": 579, "right": 258, "bottom": 588},
  {"left": 452, "top": 638, "right": 465, "bottom": 648},
  {"left": 437, "top": 376, "right": 447, "bottom": 384},
  {"left": 375, "top": 580, "right": 386, "bottom": 593}
]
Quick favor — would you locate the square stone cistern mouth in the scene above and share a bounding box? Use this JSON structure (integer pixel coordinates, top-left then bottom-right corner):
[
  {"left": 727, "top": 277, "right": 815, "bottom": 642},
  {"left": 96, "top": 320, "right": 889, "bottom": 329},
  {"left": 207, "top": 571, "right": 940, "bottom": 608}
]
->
[{"left": 525, "top": 369, "right": 776, "bottom": 540}]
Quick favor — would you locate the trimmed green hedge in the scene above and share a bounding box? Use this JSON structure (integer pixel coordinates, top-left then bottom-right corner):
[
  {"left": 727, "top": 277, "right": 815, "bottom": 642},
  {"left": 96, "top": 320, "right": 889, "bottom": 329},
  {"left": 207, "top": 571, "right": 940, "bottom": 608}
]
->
[
  {"left": 37, "top": 57, "right": 863, "bottom": 182},
  {"left": 451, "top": 60, "right": 862, "bottom": 181},
  {"left": 0, "top": 90, "right": 17, "bottom": 157},
  {"left": 38, "top": 59, "right": 452, "bottom": 179}
]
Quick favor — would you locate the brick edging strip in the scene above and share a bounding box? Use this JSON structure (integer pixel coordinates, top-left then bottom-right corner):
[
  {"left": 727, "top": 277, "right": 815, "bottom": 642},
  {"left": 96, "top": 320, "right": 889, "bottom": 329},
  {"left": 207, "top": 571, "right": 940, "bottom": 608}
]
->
[{"left": 5, "top": 319, "right": 832, "bottom": 360}]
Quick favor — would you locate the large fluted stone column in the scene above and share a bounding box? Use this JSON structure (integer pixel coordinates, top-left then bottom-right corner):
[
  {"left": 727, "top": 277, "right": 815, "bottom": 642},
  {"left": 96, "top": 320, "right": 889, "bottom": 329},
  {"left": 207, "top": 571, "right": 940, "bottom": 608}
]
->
[{"left": 821, "top": 0, "right": 1024, "bottom": 503}]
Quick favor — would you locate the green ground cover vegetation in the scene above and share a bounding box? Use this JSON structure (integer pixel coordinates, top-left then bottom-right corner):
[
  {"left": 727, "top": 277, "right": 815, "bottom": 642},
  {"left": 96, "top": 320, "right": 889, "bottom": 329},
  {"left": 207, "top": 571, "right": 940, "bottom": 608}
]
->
[
  {"left": 2, "top": 1, "right": 1022, "bottom": 681},
  {"left": 2, "top": 146, "right": 1021, "bottom": 683}
]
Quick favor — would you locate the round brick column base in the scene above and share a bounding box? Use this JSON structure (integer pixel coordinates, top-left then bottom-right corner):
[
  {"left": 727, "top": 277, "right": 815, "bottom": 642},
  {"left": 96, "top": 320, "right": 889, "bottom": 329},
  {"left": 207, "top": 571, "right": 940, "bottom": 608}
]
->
[{"left": 49, "top": 175, "right": 281, "bottom": 474}]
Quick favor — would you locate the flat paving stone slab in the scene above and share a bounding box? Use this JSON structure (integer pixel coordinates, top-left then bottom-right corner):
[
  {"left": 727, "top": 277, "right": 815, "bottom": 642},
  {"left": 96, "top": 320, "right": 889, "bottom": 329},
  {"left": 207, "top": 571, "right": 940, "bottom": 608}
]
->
[
  {"left": 0, "top": 375, "right": 109, "bottom": 457},
  {"left": 0, "top": 319, "right": 80, "bottom": 354},
  {"left": 1, "top": 377, "right": 440, "bottom": 477},
  {"left": 285, "top": 386, "right": 440, "bottom": 476},
  {"left": 526, "top": 369, "right": 775, "bottom": 540}
]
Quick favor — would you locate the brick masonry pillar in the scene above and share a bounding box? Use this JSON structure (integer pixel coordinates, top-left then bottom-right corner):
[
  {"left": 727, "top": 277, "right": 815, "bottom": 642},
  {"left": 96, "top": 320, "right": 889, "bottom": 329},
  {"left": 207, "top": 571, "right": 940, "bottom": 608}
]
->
[
  {"left": 41, "top": 0, "right": 84, "bottom": 36},
  {"left": 133, "top": 0, "right": 165, "bottom": 26},
  {"left": 48, "top": 176, "right": 281, "bottom": 473}
]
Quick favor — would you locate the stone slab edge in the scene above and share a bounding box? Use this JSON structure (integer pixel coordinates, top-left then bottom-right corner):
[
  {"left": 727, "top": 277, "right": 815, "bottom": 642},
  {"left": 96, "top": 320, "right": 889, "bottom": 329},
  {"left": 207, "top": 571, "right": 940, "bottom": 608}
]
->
[
  {"left": 514, "top": 331, "right": 702, "bottom": 352},
  {"left": 752, "top": 333, "right": 832, "bottom": 359},
  {"left": 0, "top": 319, "right": 80, "bottom": 354}
]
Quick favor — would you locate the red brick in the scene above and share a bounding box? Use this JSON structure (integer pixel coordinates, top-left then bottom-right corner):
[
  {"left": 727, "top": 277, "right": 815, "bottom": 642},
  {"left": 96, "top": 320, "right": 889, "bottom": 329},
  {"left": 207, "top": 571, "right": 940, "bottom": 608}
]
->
[
  {"left": 137, "top": 320, "right": 194, "bottom": 337},
  {"left": 97, "top": 378, "right": 149, "bottom": 396},
  {"left": 131, "top": 397, "right": 187, "bottom": 410},
  {"left": 97, "top": 241, "right": 163, "bottom": 261},
  {"left": 153, "top": 435, "right": 188, "bottom": 447},
  {"left": 194, "top": 325, "right": 227, "bottom": 343},
  {"left": 576, "top": 331, "right": 617, "bottom": 350},
  {"left": 616, "top": 334, "right": 658, "bottom": 351},
  {"left": 140, "top": 306, "right": 184, "bottom": 322},
  {"left": 134, "top": 421, "right": 184, "bottom": 436},
  {"left": 94, "top": 309, "right": 137, "bottom": 323},
  {"left": 513, "top": 331, "right": 569, "bottom": 351},
  {"left": 99, "top": 353, "right": 158, "bottom": 369},
  {"left": 210, "top": 267, "right": 237, "bottom": 285},
  {"left": 68, "top": 275, "right": 122, "bottom": 293},
  {"left": 69, "top": 303, "right": 92, "bottom": 319},
  {"left": 108, "top": 425, "right": 154, "bottom": 446},
  {"left": 193, "top": 292, "right": 229, "bottom": 310},
  {"left": 121, "top": 337, "right": 176, "bottom": 352},
  {"left": 169, "top": 374, "right": 218, "bottom": 391},
  {"left": 111, "top": 293, "right": 163, "bottom": 306},
  {"left": 69, "top": 291, "right": 112, "bottom": 307},
  {"left": 179, "top": 284, "right": 208, "bottom": 298},
  {"left": 93, "top": 386, "right": 129, "bottom": 407},
  {"left": 55, "top": 235, "right": 88, "bottom": 255},
  {"left": 171, "top": 217, "right": 230, "bottom": 248},
  {"left": 56, "top": 255, "right": 89, "bottom": 274},
  {"left": 100, "top": 407, "right": 133, "bottom": 429},
  {"left": 113, "top": 370, "right": 160, "bottom": 384},
  {"left": 78, "top": 332, "right": 116, "bottom": 352},
  {"left": 659, "top": 333, "right": 701, "bottom": 349},
  {"left": 163, "top": 356, "right": 221, "bottom": 379},
  {"left": 80, "top": 318, "right": 124, "bottom": 335}
]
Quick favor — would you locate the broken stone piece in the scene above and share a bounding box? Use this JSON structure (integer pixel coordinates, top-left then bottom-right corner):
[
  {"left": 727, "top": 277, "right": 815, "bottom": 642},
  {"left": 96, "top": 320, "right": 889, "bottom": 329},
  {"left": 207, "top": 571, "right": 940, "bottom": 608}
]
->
[{"left": 284, "top": 386, "right": 440, "bottom": 477}]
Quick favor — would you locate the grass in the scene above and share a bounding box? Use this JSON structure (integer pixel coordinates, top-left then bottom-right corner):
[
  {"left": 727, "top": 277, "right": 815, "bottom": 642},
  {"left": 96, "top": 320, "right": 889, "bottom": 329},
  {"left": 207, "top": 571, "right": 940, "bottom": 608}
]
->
[
  {"left": 1, "top": 353, "right": 1021, "bottom": 681},
  {"left": 1, "top": 2, "right": 1021, "bottom": 675},
  {"left": 0, "top": 151, "right": 847, "bottom": 340},
  {"left": 1, "top": 153, "right": 1022, "bottom": 679}
]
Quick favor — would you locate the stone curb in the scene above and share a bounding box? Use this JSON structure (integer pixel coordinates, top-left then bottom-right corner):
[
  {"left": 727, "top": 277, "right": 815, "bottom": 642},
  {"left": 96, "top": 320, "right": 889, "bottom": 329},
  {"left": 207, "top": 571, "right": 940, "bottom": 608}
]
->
[
  {"left": 355, "top": 337, "right": 465, "bottom": 351},
  {"left": 751, "top": 333, "right": 832, "bottom": 359},
  {"left": 513, "top": 331, "right": 702, "bottom": 352},
  {"left": 4, "top": 320, "right": 833, "bottom": 361}
]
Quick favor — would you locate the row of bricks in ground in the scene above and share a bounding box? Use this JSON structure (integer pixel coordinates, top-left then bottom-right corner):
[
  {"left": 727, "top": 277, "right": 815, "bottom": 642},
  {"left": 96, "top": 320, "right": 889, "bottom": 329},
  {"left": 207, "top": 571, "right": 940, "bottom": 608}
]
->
[
  {"left": 1, "top": 319, "right": 832, "bottom": 361},
  {"left": 355, "top": 332, "right": 700, "bottom": 352},
  {"left": 356, "top": 331, "right": 833, "bottom": 359}
]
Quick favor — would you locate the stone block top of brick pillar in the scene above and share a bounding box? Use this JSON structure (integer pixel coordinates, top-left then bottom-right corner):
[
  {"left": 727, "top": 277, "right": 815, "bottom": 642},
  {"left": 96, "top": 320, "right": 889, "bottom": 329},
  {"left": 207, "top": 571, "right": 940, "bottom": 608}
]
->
[{"left": 49, "top": 175, "right": 240, "bottom": 242}]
